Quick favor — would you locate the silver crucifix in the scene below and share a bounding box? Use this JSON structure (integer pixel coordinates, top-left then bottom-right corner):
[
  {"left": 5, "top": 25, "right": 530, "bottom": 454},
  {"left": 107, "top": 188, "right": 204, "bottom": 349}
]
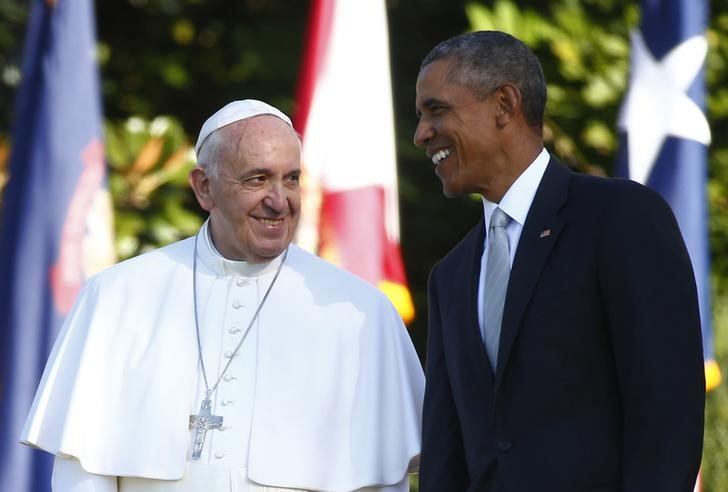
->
[{"left": 189, "top": 398, "right": 223, "bottom": 459}]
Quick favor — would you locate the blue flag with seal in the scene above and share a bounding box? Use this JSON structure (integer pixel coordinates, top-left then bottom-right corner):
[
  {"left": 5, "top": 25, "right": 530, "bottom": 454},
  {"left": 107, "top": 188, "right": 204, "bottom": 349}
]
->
[
  {"left": 0, "top": 1, "right": 115, "bottom": 490},
  {"left": 616, "top": 0, "right": 719, "bottom": 392}
]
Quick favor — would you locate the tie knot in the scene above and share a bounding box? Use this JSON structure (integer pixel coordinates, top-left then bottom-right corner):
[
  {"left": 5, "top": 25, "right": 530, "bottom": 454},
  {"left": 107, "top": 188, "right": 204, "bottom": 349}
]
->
[{"left": 490, "top": 208, "right": 509, "bottom": 230}]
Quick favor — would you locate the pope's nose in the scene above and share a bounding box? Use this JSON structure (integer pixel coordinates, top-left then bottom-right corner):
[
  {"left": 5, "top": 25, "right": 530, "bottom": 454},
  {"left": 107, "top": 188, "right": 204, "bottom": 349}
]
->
[{"left": 263, "top": 183, "right": 288, "bottom": 212}]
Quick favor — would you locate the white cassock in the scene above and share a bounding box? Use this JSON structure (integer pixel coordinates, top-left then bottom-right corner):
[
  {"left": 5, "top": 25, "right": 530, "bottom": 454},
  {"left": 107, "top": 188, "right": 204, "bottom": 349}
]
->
[{"left": 21, "top": 221, "right": 424, "bottom": 492}]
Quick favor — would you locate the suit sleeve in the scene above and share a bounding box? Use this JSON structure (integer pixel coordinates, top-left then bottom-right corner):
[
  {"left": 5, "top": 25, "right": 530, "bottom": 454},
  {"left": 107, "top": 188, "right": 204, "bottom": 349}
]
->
[
  {"left": 598, "top": 183, "right": 705, "bottom": 491},
  {"left": 419, "top": 266, "right": 470, "bottom": 492}
]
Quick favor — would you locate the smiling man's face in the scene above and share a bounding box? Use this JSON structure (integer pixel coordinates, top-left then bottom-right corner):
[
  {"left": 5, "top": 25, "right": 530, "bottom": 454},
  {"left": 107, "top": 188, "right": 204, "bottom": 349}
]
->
[
  {"left": 414, "top": 58, "right": 503, "bottom": 199},
  {"left": 191, "top": 115, "right": 301, "bottom": 262}
]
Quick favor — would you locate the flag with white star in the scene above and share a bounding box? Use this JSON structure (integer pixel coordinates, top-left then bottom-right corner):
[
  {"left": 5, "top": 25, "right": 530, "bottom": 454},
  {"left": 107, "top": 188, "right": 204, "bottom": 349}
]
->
[{"left": 617, "top": 0, "right": 719, "bottom": 394}]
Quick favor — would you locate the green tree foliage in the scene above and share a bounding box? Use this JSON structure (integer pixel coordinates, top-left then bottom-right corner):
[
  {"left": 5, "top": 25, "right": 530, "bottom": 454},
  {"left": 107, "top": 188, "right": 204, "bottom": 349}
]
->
[
  {"left": 705, "top": 6, "right": 728, "bottom": 490},
  {"left": 104, "top": 116, "right": 200, "bottom": 259},
  {"left": 96, "top": 0, "right": 308, "bottom": 135},
  {"left": 0, "top": 0, "right": 27, "bottom": 132}
]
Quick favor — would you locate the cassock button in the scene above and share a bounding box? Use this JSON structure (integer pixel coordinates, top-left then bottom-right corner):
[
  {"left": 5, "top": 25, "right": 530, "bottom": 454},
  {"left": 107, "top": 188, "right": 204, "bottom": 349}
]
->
[
  {"left": 497, "top": 441, "right": 512, "bottom": 452},
  {"left": 214, "top": 452, "right": 225, "bottom": 459},
  {"left": 219, "top": 425, "right": 228, "bottom": 432},
  {"left": 232, "top": 300, "right": 242, "bottom": 309},
  {"left": 236, "top": 278, "right": 250, "bottom": 287},
  {"left": 223, "top": 374, "right": 236, "bottom": 382},
  {"left": 221, "top": 399, "right": 233, "bottom": 406},
  {"left": 229, "top": 327, "right": 241, "bottom": 334},
  {"left": 224, "top": 350, "right": 235, "bottom": 358}
]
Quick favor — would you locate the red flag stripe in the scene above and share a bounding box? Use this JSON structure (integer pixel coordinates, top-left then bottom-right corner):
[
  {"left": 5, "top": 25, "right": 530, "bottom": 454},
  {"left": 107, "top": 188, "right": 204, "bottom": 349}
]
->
[
  {"left": 293, "top": 0, "right": 334, "bottom": 134},
  {"left": 294, "top": 0, "right": 415, "bottom": 323}
]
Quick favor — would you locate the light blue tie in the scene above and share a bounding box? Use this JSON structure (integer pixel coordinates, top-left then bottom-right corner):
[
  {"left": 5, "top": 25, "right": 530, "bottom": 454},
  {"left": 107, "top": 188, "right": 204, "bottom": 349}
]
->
[{"left": 483, "top": 207, "right": 511, "bottom": 371}]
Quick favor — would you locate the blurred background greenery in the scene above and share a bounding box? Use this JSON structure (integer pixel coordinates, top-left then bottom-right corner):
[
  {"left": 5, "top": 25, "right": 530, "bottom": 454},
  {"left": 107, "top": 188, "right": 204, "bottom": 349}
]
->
[{"left": 1, "top": 0, "right": 727, "bottom": 489}]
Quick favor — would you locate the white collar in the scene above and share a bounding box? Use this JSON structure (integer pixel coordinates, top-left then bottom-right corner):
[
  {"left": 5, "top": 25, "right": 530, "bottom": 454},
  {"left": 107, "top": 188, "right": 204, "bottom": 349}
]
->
[
  {"left": 196, "top": 219, "right": 286, "bottom": 278},
  {"left": 482, "top": 147, "right": 550, "bottom": 227}
]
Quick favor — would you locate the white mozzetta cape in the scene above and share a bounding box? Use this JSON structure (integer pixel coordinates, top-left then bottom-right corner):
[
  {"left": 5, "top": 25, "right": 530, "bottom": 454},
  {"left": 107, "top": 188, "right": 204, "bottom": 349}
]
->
[{"left": 21, "top": 236, "right": 424, "bottom": 491}]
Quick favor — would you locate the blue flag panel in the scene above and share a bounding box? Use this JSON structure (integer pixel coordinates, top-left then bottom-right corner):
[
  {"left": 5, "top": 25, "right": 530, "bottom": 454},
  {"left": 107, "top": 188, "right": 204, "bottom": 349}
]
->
[
  {"left": 616, "top": 0, "right": 718, "bottom": 389},
  {"left": 0, "top": 1, "right": 110, "bottom": 490}
]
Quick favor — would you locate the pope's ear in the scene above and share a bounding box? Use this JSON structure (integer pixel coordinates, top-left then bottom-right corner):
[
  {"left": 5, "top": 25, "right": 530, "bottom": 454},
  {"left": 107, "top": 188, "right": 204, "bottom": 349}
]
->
[{"left": 189, "top": 167, "right": 214, "bottom": 212}]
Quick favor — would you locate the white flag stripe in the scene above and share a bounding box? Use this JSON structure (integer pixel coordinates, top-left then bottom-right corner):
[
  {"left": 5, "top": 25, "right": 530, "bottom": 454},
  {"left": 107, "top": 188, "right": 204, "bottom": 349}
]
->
[{"left": 301, "top": 0, "right": 401, "bottom": 241}]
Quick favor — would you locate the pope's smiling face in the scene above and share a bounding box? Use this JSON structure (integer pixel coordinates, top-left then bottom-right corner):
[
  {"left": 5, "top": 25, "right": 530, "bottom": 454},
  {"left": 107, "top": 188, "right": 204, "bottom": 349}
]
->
[{"left": 191, "top": 115, "right": 301, "bottom": 262}]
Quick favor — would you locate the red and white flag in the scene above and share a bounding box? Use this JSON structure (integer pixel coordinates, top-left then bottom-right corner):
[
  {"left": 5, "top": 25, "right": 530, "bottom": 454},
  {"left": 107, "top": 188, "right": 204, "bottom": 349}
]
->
[{"left": 294, "top": 0, "right": 415, "bottom": 323}]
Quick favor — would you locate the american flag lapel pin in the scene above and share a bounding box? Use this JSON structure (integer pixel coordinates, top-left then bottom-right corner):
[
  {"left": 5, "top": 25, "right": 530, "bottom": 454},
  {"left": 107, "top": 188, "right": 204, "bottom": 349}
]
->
[{"left": 539, "top": 229, "right": 551, "bottom": 238}]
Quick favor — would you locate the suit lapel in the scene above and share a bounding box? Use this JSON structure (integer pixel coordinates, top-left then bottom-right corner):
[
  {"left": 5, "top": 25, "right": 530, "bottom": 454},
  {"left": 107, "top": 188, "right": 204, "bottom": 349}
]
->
[
  {"left": 494, "top": 159, "right": 571, "bottom": 392},
  {"left": 441, "top": 220, "right": 494, "bottom": 384}
]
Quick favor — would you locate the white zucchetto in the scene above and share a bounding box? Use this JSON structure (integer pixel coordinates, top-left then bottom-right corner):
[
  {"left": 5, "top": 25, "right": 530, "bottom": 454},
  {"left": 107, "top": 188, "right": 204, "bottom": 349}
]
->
[{"left": 195, "top": 99, "right": 293, "bottom": 154}]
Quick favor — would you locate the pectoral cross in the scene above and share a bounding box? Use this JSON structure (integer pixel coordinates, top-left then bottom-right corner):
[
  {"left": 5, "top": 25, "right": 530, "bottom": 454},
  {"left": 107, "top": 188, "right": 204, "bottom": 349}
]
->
[{"left": 189, "top": 398, "right": 223, "bottom": 459}]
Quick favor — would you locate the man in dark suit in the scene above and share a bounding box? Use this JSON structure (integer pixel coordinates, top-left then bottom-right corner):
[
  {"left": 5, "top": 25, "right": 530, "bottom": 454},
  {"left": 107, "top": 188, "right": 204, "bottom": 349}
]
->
[{"left": 414, "top": 30, "right": 705, "bottom": 492}]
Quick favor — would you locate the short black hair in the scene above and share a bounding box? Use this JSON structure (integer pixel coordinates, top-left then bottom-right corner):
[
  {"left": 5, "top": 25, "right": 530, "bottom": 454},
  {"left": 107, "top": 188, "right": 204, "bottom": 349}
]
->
[{"left": 421, "top": 30, "right": 547, "bottom": 128}]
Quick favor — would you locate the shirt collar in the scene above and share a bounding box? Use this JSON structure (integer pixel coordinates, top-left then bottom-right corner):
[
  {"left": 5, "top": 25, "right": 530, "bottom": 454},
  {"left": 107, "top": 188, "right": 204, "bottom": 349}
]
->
[
  {"left": 482, "top": 147, "right": 550, "bottom": 227},
  {"left": 196, "top": 218, "right": 286, "bottom": 277}
]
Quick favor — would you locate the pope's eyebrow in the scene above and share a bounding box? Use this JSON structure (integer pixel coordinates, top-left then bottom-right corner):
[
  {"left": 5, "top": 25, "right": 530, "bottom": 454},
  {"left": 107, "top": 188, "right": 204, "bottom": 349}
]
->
[{"left": 239, "top": 168, "right": 272, "bottom": 179}]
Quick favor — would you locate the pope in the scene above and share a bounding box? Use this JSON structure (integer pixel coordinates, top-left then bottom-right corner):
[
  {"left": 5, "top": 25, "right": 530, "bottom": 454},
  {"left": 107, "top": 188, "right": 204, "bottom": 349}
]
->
[{"left": 21, "top": 100, "right": 424, "bottom": 492}]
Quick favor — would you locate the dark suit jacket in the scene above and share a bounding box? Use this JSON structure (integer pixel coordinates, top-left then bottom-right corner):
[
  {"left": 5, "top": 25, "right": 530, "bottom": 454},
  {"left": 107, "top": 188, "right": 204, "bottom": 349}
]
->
[{"left": 420, "top": 159, "right": 705, "bottom": 492}]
